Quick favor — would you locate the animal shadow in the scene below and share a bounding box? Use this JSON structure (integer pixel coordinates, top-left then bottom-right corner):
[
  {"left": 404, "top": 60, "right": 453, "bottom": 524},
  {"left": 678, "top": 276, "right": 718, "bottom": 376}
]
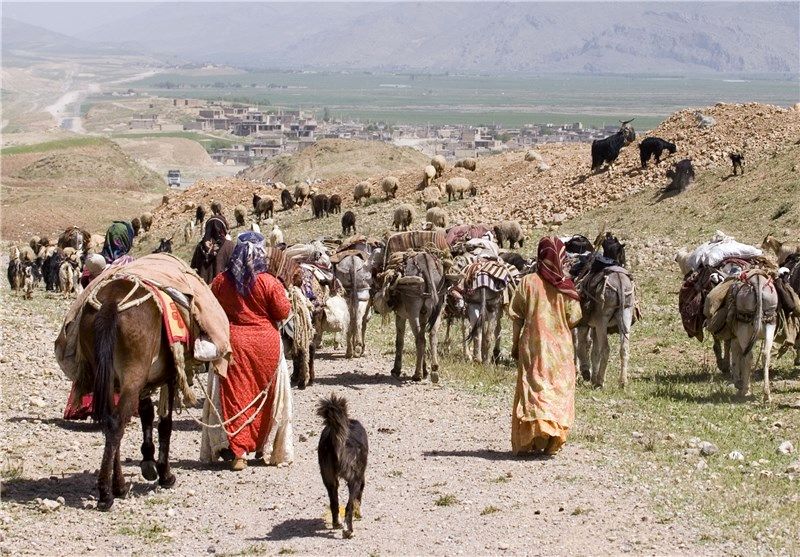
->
[
  {"left": 257, "top": 517, "right": 335, "bottom": 541},
  {"left": 2, "top": 472, "right": 96, "bottom": 508},
  {"left": 6, "top": 416, "right": 100, "bottom": 432},
  {"left": 314, "top": 371, "right": 403, "bottom": 388},
  {"left": 423, "top": 448, "right": 546, "bottom": 462}
]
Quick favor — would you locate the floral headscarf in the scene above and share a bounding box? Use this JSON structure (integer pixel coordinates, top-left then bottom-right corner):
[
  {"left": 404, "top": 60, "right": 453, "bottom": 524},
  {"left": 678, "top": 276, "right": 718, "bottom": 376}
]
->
[
  {"left": 101, "top": 221, "right": 135, "bottom": 263},
  {"left": 225, "top": 231, "right": 267, "bottom": 296},
  {"left": 537, "top": 236, "right": 580, "bottom": 301}
]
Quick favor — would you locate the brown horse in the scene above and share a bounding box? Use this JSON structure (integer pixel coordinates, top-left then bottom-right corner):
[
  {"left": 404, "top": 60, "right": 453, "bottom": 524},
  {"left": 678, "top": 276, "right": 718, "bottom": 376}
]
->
[{"left": 78, "top": 279, "right": 177, "bottom": 510}]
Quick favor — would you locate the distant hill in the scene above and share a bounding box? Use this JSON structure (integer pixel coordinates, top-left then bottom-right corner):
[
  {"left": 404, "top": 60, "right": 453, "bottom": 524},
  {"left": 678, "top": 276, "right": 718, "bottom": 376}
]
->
[
  {"left": 1, "top": 17, "right": 132, "bottom": 59},
  {"left": 66, "top": 2, "right": 799, "bottom": 74}
]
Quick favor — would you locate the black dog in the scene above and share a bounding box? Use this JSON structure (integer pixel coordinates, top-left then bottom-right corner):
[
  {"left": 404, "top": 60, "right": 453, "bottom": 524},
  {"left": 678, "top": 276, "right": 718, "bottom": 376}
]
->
[{"left": 317, "top": 393, "right": 368, "bottom": 539}]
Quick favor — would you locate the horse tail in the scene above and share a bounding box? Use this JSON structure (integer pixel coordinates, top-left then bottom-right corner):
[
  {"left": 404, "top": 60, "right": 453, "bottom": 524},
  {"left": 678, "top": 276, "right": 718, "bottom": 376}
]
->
[
  {"left": 743, "top": 274, "right": 764, "bottom": 356},
  {"left": 92, "top": 300, "right": 119, "bottom": 423}
]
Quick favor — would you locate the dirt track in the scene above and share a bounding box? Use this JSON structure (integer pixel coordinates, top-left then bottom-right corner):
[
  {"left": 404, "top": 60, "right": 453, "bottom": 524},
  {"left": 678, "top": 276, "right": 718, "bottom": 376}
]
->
[{"left": 0, "top": 289, "right": 722, "bottom": 556}]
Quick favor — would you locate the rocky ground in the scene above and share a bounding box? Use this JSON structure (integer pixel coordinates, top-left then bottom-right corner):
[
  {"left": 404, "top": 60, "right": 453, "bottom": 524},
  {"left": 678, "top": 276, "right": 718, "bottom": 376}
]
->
[{"left": 0, "top": 288, "right": 731, "bottom": 556}]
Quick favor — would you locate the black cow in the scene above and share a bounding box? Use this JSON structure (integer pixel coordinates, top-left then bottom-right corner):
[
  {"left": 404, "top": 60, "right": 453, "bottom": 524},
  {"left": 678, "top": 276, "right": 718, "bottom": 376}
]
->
[
  {"left": 601, "top": 233, "right": 626, "bottom": 267},
  {"left": 341, "top": 211, "right": 356, "bottom": 236},
  {"left": 280, "top": 189, "right": 294, "bottom": 211},
  {"left": 729, "top": 152, "right": 744, "bottom": 175},
  {"left": 639, "top": 137, "right": 676, "bottom": 168},
  {"left": 591, "top": 119, "right": 636, "bottom": 173}
]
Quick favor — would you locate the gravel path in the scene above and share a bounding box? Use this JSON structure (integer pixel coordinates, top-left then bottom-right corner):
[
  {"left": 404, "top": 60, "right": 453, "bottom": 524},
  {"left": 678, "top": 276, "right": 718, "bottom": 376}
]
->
[{"left": 1, "top": 291, "right": 712, "bottom": 556}]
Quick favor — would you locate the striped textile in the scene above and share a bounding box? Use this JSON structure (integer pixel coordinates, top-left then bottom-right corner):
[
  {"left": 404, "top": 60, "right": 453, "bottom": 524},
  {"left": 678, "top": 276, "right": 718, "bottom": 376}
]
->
[
  {"left": 386, "top": 230, "right": 450, "bottom": 260},
  {"left": 263, "top": 247, "right": 302, "bottom": 287}
]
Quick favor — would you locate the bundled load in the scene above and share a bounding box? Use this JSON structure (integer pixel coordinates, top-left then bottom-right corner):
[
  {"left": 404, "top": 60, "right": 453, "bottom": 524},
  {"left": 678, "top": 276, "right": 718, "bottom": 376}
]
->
[{"left": 683, "top": 231, "right": 763, "bottom": 272}]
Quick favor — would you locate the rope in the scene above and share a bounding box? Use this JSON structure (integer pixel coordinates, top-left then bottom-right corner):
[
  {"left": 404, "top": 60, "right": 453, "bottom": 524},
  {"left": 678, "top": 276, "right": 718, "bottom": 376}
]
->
[
  {"left": 179, "top": 369, "right": 276, "bottom": 438},
  {"left": 87, "top": 274, "right": 154, "bottom": 312}
]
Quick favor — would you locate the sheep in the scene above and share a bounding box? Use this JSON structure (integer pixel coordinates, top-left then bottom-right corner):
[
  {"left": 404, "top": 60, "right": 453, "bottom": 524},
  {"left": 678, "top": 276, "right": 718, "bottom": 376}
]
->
[
  {"left": 342, "top": 211, "right": 356, "bottom": 236},
  {"left": 493, "top": 220, "right": 524, "bottom": 249},
  {"left": 353, "top": 181, "right": 372, "bottom": 204},
  {"left": 425, "top": 207, "right": 448, "bottom": 229},
  {"left": 195, "top": 205, "right": 206, "bottom": 226},
  {"left": 210, "top": 201, "right": 223, "bottom": 217},
  {"left": 250, "top": 222, "right": 261, "bottom": 234},
  {"left": 183, "top": 201, "right": 196, "bottom": 212},
  {"left": 445, "top": 177, "right": 475, "bottom": 202},
  {"left": 269, "top": 223, "right": 284, "bottom": 247},
  {"left": 311, "top": 194, "right": 329, "bottom": 219},
  {"left": 234, "top": 205, "right": 247, "bottom": 227},
  {"left": 430, "top": 155, "right": 447, "bottom": 178},
  {"left": 256, "top": 197, "right": 275, "bottom": 221},
  {"left": 7, "top": 247, "right": 22, "bottom": 290},
  {"left": 58, "top": 249, "right": 82, "bottom": 298},
  {"left": 419, "top": 165, "right": 437, "bottom": 189},
  {"left": 639, "top": 137, "right": 677, "bottom": 168},
  {"left": 524, "top": 150, "right": 543, "bottom": 162},
  {"left": 392, "top": 204, "right": 414, "bottom": 231},
  {"left": 380, "top": 176, "right": 400, "bottom": 199},
  {"left": 183, "top": 219, "right": 195, "bottom": 244},
  {"left": 674, "top": 248, "right": 693, "bottom": 277},
  {"left": 327, "top": 194, "right": 342, "bottom": 214},
  {"left": 420, "top": 185, "right": 442, "bottom": 209},
  {"left": 280, "top": 189, "right": 295, "bottom": 211},
  {"left": 131, "top": 217, "right": 142, "bottom": 237},
  {"left": 294, "top": 183, "right": 312, "bottom": 206},
  {"left": 454, "top": 158, "right": 477, "bottom": 171},
  {"left": 29, "top": 236, "right": 41, "bottom": 253},
  {"left": 138, "top": 212, "right": 153, "bottom": 232},
  {"left": 318, "top": 294, "right": 350, "bottom": 350}
]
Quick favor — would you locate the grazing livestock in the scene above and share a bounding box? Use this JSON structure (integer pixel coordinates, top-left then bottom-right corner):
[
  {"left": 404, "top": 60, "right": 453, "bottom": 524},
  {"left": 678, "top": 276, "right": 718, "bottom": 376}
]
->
[
  {"left": 256, "top": 197, "right": 275, "bottom": 221},
  {"left": 353, "top": 181, "right": 372, "bottom": 204},
  {"left": 342, "top": 211, "right": 356, "bottom": 235},
  {"left": 312, "top": 194, "right": 329, "bottom": 219},
  {"left": 445, "top": 177, "right": 474, "bottom": 201},
  {"left": 269, "top": 223, "right": 284, "bottom": 247},
  {"left": 195, "top": 205, "right": 206, "bottom": 227},
  {"left": 280, "top": 189, "right": 295, "bottom": 211},
  {"left": 420, "top": 165, "right": 437, "bottom": 189},
  {"left": 140, "top": 212, "right": 153, "bottom": 232},
  {"left": 591, "top": 119, "right": 636, "bottom": 174},
  {"left": 392, "top": 204, "right": 414, "bottom": 231},
  {"left": 761, "top": 235, "right": 800, "bottom": 266},
  {"left": 327, "top": 194, "right": 342, "bottom": 214},
  {"left": 131, "top": 217, "right": 142, "bottom": 237},
  {"left": 58, "top": 251, "right": 82, "bottom": 298},
  {"left": 430, "top": 155, "right": 447, "bottom": 178},
  {"left": 234, "top": 205, "right": 247, "bottom": 227},
  {"left": 153, "top": 237, "right": 174, "bottom": 254},
  {"left": 425, "top": 207, "right": 447, "bottom": 229},
  {"left": 210, "top": 201, "right": 224, "bottom": 218},
  {"left": 381, "top": 176, "right": 400, "bottom": 199},
  {"left": 294, "top": 183, "right": 312, "bottom": 206},
  {"left": 524, "top": 150, "right": 543, "bottom": 162},
  {"left": 499, "top": 252, "right": 533, "bottom": 273},
  {"left": 252, "top": 193, "right": 261, "bottom": 211},
  {"left": 183, "top": 220, "right": 195, "bottom": 244},
  {"left": 493, "top": 220, "right": 524, "bottom": 249},
  {"left": 730, "top": 152, "right": 744, "bottom": 175},
  {"left": 420, "top": 185, "right": 442, "bottom": 209},
  {"left": 639, "top": 137, "right": 676, "bottom": 168},
  {"left": 664, "top": 159, "right": 696, "bottom": 194},
  {"left": 42, "top": 250, "right": 62, "bottom": 291},
  {"left": 7, "top": 248, "right": 22, "bottom": 290},
  {"left": 454, "top": 157, "right": 477, "bottom": 171}
]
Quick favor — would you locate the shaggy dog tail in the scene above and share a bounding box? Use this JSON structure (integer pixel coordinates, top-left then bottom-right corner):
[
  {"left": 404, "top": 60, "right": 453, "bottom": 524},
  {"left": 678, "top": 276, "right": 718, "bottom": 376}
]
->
[{"left": 317, "top": 393, "right": 350, "bottom": 457}]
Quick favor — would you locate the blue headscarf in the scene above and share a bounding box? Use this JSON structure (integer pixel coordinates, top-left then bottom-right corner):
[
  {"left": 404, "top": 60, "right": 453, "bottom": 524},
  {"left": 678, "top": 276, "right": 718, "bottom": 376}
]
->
[{"left": 226, "top": 231, "right": 267, "bottom": 296}]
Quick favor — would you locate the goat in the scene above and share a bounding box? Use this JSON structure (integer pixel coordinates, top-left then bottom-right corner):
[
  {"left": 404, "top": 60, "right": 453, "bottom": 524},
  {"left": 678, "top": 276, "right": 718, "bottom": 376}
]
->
[
  {"left": 639, "top": 137, "right": 676, "bottom": 168},
  {"left": 195, "top": 205, "right": 206, "bottom": 227},
  {"left": 312, "top": 194, "right": 329, "bottom": 219},
  {"left": 280, "top": 189, "right": 295, "bottom": 211},
  {"left": 342, "top": 211, "right": 356, "bottom": 236},
  {"left": 252, "top": 193, "right": 261, "bottom": 211},
  {"left": 327, "top": 194, "right": 342, "bottom": 215},
  {"left": 153, "top": 237, "right": 174, "bottom": 254},
  {"left": 591, "top": 119, "right": 636, "bottom": 174},
  {"left": 729, "top": 152, "right": 744, "bottom": 175}
]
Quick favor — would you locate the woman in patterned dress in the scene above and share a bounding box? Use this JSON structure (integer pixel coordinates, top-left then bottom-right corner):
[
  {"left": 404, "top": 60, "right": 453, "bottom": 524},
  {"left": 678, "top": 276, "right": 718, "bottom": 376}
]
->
[
  {"left": 210, "top": 232, "right": 291, "bottom": 471},
  {"left": 509, "top": 236, "right": 582, "bottom": 456}
]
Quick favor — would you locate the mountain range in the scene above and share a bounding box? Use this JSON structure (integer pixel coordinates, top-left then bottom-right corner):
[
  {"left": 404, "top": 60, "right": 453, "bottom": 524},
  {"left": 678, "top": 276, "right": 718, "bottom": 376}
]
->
[{"left": 3, "top": 2, "right": 798, "bottom": 74}]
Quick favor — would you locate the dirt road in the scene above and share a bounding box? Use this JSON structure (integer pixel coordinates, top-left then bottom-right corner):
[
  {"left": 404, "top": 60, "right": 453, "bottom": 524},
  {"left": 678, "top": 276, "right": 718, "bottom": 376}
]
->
[{"left": 0, "top": 290, "right": 720, "bottom": 555}]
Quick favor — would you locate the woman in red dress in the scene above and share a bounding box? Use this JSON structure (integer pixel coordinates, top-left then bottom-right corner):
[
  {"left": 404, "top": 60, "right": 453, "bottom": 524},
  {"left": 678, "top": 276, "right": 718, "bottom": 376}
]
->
[{"left": 211, "top": 232, "right": 291, "bottom": 471}]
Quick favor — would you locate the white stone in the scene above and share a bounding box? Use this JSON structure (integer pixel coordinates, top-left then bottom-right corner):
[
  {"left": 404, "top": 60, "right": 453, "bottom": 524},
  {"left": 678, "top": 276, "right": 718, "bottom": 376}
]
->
[
  {"left": 778, "top": 441, "right": 794, "bottom": 455},
  {"left": 727, "top": 451, "right": 744, "bottom": 461}
]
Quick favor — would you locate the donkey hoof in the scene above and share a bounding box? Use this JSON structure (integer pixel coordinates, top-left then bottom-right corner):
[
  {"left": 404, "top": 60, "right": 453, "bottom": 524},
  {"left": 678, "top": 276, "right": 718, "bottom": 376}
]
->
[
  {"left": 113, "top": 483, "right": 130, "bottom": 498},
  {"left": 411, "top": 374, "right": 422, "bottom": 382},
  {"left": 343, "top": 529, "right": 354, "bottom": 539},
  {"left": 581, "top": 369, "right": 591, "bottom": 382},
  {"left": 390, "top": 368, "right": 401, "bottom": 378},
  {"left": 140, "top": 460, "right": 158, "bottom": 482},
  {"left": 159, "top": 473, "right": 177, "bottom": 489},
  {"left": 97, "top": 498, "right": 114, "bottom": 512}
]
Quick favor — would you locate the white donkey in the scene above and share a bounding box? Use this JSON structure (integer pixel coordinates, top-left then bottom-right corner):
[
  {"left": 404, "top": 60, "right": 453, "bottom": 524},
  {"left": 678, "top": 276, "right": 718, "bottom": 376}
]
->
[{"left": 575, "top": 269, "right": 636, "bottom": 388}]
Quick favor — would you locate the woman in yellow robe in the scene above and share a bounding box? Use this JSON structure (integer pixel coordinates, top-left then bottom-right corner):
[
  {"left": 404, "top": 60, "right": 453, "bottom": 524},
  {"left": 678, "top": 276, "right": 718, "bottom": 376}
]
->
[{"left": 509, "top": 236, "right": 582, "bottom": 456}]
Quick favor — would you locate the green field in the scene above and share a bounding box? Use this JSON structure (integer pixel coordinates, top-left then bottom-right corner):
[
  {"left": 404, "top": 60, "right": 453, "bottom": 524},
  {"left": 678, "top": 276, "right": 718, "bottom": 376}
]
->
[
  {"left": 110, "top": 131, "right": 238, "bottom": 152},
  {"left": 126, "top": 70, "right": 800, "bottom": 128},
  {"left": 0, "top": 136, "right": 107, "bottom": 156}
]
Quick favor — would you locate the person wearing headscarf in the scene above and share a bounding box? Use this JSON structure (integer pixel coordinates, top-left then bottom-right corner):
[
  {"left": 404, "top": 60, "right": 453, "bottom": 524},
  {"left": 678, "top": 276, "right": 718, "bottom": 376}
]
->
[
  {"left": 209, "top": 232, "right": 291, "bottom": 471},
  {"left": 191, "top": 216, "right": 235, "bottom": 284},
  {"left": 100, "top": 221, "right": 135, "bottom": 264},
  {"left": 508, "top": 236, "right": 582, "bottom": 456}
]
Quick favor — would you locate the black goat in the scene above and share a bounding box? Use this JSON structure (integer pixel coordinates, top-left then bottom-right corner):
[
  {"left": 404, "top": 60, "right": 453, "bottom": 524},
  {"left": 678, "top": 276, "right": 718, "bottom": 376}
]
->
[
  {"left": 312, "top": 194, "right": 329, "bottom": 219},
  {"left": 729, "top": 152, "right": 744, "bottom": 175},
  {"left": 153, "top": 237, "right": 173, "bottom": 254},
  {"left": 131, "top": 217, "right": 142, "bottom": 237},
  {"left": 639, "top": 137, "right": 676, "bottom": 168},
  {"left": 42, "top": 252, "right": 61, "bottom": 291},
  {"left": 591, "top": 119, "right": 636, "bottom": 173},
  {"left": 195, "top": 205, "right": 206, "bottom": 226},
  {"left": 664, "top": 158, "right": 696, "bottom": 194},
  {"left": 280, "top": 189, "right": 294, "bottom": 211},
  {"left": 601, "top": 233, "right": 626, "bottom": 267},
  {"left": 252, "top": 193, "right": 261, "bottom": 211},
  {"left": 341, "top": 211, "right": 356, "bottom": 236},
  {"left": 327, "top": 194, "right": 342, "bottom": 215}
]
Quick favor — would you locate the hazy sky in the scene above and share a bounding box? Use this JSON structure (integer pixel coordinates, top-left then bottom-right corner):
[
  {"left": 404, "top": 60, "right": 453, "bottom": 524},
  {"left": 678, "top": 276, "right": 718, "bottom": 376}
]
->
[{"left": 2, "top": 2, "right": 154, "bottom": 35}]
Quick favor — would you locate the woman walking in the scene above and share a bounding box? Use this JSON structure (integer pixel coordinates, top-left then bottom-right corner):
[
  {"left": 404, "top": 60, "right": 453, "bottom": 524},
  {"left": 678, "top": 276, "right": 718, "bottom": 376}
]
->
[
  {"left": 509, "top": 236, "right": 582, "bottom": 456},
  {"left": 191, "top": 216, "right": 235, "bottom": 284},
  {"left": 210, "top": 232, "right": 291, "bottom": 471}
]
